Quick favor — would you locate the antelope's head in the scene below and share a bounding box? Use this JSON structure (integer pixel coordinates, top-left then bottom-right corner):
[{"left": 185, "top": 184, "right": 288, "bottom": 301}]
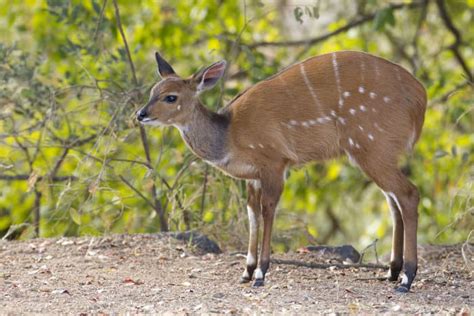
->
[{"left": 136, "top": 52, "right": 226, "bottom": 127}]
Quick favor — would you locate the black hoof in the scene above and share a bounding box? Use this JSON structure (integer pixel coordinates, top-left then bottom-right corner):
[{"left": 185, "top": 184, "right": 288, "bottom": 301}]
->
[
  {"left": 387, "top": 273, "right": 399, "bottom": 282},
  {"left": 388, "top": 262, "right": 402, "bottom": 282},
  {"left": 252, "top": 279, "right": 264, "bottom": 287},
  {"left": 395, "top": 285, "right": 410, "bottom": 293},
  {"left": 239, "top": 276, "right": 252, "bottom": 284}
]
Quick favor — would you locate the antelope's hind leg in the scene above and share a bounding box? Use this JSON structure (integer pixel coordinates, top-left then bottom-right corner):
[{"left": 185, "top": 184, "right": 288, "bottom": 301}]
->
[
  {"left": 354, "top": 154, "right": 419, "bottom": 293},
  {"left": 240, "top": 180, "right": 261, "bottom": 283}
]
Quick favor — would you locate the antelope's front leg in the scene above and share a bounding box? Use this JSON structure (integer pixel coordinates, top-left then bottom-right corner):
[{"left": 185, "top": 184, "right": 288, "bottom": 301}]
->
[
  {"left": 240, "top": 180, "right": 261, "bottom": 283},
  {"left": 253, "top": 172, "right": 283, "bottom": 287}
]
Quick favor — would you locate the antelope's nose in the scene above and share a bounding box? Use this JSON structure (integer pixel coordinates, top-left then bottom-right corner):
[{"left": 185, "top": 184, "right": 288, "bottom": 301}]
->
[{"left": 136, "top": 109, "right": 147, "bottom": 121}]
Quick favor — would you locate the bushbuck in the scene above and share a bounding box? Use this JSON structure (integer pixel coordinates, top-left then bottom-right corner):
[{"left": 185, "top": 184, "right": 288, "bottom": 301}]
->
[{"left": 137, "top": 51, "right": 426, "bottom": 293}]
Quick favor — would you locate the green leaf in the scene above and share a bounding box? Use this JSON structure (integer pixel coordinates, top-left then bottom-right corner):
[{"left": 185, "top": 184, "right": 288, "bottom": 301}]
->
[
  {"left": 373, "top": 8, "right": 395, "bottom": 31},
  {"left": 69, "top": 208, "right": 82, "bottom": 225},
  {"left": 92, "top": 1, "right": 102, "bottom": 15}
]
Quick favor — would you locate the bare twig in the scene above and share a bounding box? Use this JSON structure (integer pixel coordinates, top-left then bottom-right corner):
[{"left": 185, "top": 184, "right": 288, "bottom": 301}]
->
[
  {"left": 430, "top": 80, "right": 472, "bottom": 105},
  {"left": 33, "top": 189, "right": 42, "bottom": 237},
  {"left": 112, "top": 0, "right": 138, "bottom": 85},
  {"left": 118, "top": 175, "right": 156, "bottom": 210},
  {"left": 435, "top": 0, "right": 473, "bottom": 82},
  {"left": 200, "top": 165, "right": 209, "bottom": 219},
  {"left": 93, "top": 0, "right": 108, "bottom": 43},
  {"left": 461, "top": 230, "right": 473, "bottom": 269},
  {"left": 358, "top": 239, "right": 380, "bottom": 264},
  {"left": 0, "top": 175, "right": 78, "bottom": 182},
  {"left": 112, "top": 0, "right": 168, "bottom": 231}
]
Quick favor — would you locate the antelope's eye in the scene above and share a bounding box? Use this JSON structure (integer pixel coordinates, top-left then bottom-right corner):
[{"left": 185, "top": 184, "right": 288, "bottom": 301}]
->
[{"left": 164, "top": 95, "right": 177, "bottom": 103}]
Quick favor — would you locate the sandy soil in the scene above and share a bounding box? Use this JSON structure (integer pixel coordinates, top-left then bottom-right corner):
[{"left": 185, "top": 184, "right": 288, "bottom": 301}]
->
[{"left": 0, "top": 234, "right": 472, "bottom": 314}]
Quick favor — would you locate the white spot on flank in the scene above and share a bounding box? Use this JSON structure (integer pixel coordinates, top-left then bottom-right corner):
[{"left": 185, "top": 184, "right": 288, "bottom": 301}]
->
[
  {"left": 384, "top": 96, "right": 391, "bottom": 103},
  {"left": 358, "top": 125, "right": 364, "bottom": 131},
  {"left": 249, "top": 144, "right": 256, "bottom": 149},
  {"left": 309, "top": 120, "right": 317, "bottom": 125},
  {"left": 368, "top": 133, "right": 374, "bottom": 141},
  {"left": 369, "top": 92, "right": 377, "bottom": 99},
  {"left": 338, "top": 117, "right": 346, "bottom": 125},
  {"left": 343, "top": 91, "right": 351, "bottom": 98},
  {"left": 177, "top": 104, "right": 182, "bottom": 111},
  {"left": 258, "top": 143, "right": 264, "bottom": 148},
  {"left": 299, "top": 63, "right": 322, "bottom": 108},
  {"left": 302, "top": 121, "right": 309, "bottom": 128},
  {"left": 374, "top": 62, "right": 380, "bottom": 79},
  {"left": 349, "top": 108, "right": 356, "bottom": 115},
  {"left": 374, "top": 122, "right": 385, "bottom": 132},
  {"left": 330, "top": 110, "right": 337, "bottom": 117},
  {"left": 359, "top": 105, "right": 367, "bottom": 112},
  {"left": 331, "top": 53, "right": 343, "bottom": 107},
  {"left": 396, "top": 68, "right": 402, "bottom": 82},
  {"left": 290, "top": 120, "right": 298, "bottom": 126},
  {"left": 348, "top": 137, "right": 354, "bottom": 147},
  {"left": 372, "top": 108, "right": 377, "bottom": 113},
  {"left": 317, "top": 117, "right": 326, "bottom": 124},
  {"left": 355, "top": 143, "right": 361, "bottom": 149},
  {"left": 358, "top": 86, "right": 365, "bottom": 94}
]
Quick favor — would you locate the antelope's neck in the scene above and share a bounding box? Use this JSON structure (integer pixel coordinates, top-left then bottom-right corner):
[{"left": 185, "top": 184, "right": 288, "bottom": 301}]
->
[{"left": 177, "top": 103, "right": 230, "bottom": 163}]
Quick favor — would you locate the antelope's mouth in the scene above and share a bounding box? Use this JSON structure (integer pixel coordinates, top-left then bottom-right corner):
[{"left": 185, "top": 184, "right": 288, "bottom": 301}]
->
[
  {"left": 139, "top": 117, "right": 164, "bottom": 126},
  {"left": 140, "top": 117, "right": 155, "bottom": 123}
]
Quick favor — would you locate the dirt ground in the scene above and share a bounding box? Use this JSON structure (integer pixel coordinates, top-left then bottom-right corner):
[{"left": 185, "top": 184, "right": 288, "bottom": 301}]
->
[{"left": 0, "top": 234, "right": 472, "bottom": 314}]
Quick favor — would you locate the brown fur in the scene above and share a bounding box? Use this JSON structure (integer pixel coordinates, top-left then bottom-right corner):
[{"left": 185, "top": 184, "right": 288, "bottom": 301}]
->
[{"left": 137, "top": 50, "right": 427, "bottom": 292}]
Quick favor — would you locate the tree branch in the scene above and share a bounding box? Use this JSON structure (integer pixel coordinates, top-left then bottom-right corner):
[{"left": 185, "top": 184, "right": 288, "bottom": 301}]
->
[
  {"left": 435, "top": 0, "right": 473, "bottom": 82},
  {"left": 112, "top": 0, "right": 168, "bottom": 231},
  {"left": 112, "top": 0, "right": 138, "bottom": 85},
  {"left": 0, "top": 175, "right": 78, "bottom": 182},
  {"left": 248, "top": 2, "right": 423, "bottom": 48}
]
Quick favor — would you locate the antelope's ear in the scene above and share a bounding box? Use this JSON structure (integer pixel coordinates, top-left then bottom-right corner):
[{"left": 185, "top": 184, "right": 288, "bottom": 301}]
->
[
  {"left": 192, "top": 60, "right": 227, "bottom": 93},
  {"left": 155, "top": 52, "right": 176, "bottom": 78}
]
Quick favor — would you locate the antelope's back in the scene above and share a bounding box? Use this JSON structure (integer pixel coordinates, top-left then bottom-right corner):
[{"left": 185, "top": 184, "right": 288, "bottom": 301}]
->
[{"left": 226, "top": 51, "right": 427, "bottom": 164}]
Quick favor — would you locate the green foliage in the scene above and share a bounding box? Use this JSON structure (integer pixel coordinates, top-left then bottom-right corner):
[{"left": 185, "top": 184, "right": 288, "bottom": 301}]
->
[{"left": 0, "top": 1, "right": 472, "bottom": 253}]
